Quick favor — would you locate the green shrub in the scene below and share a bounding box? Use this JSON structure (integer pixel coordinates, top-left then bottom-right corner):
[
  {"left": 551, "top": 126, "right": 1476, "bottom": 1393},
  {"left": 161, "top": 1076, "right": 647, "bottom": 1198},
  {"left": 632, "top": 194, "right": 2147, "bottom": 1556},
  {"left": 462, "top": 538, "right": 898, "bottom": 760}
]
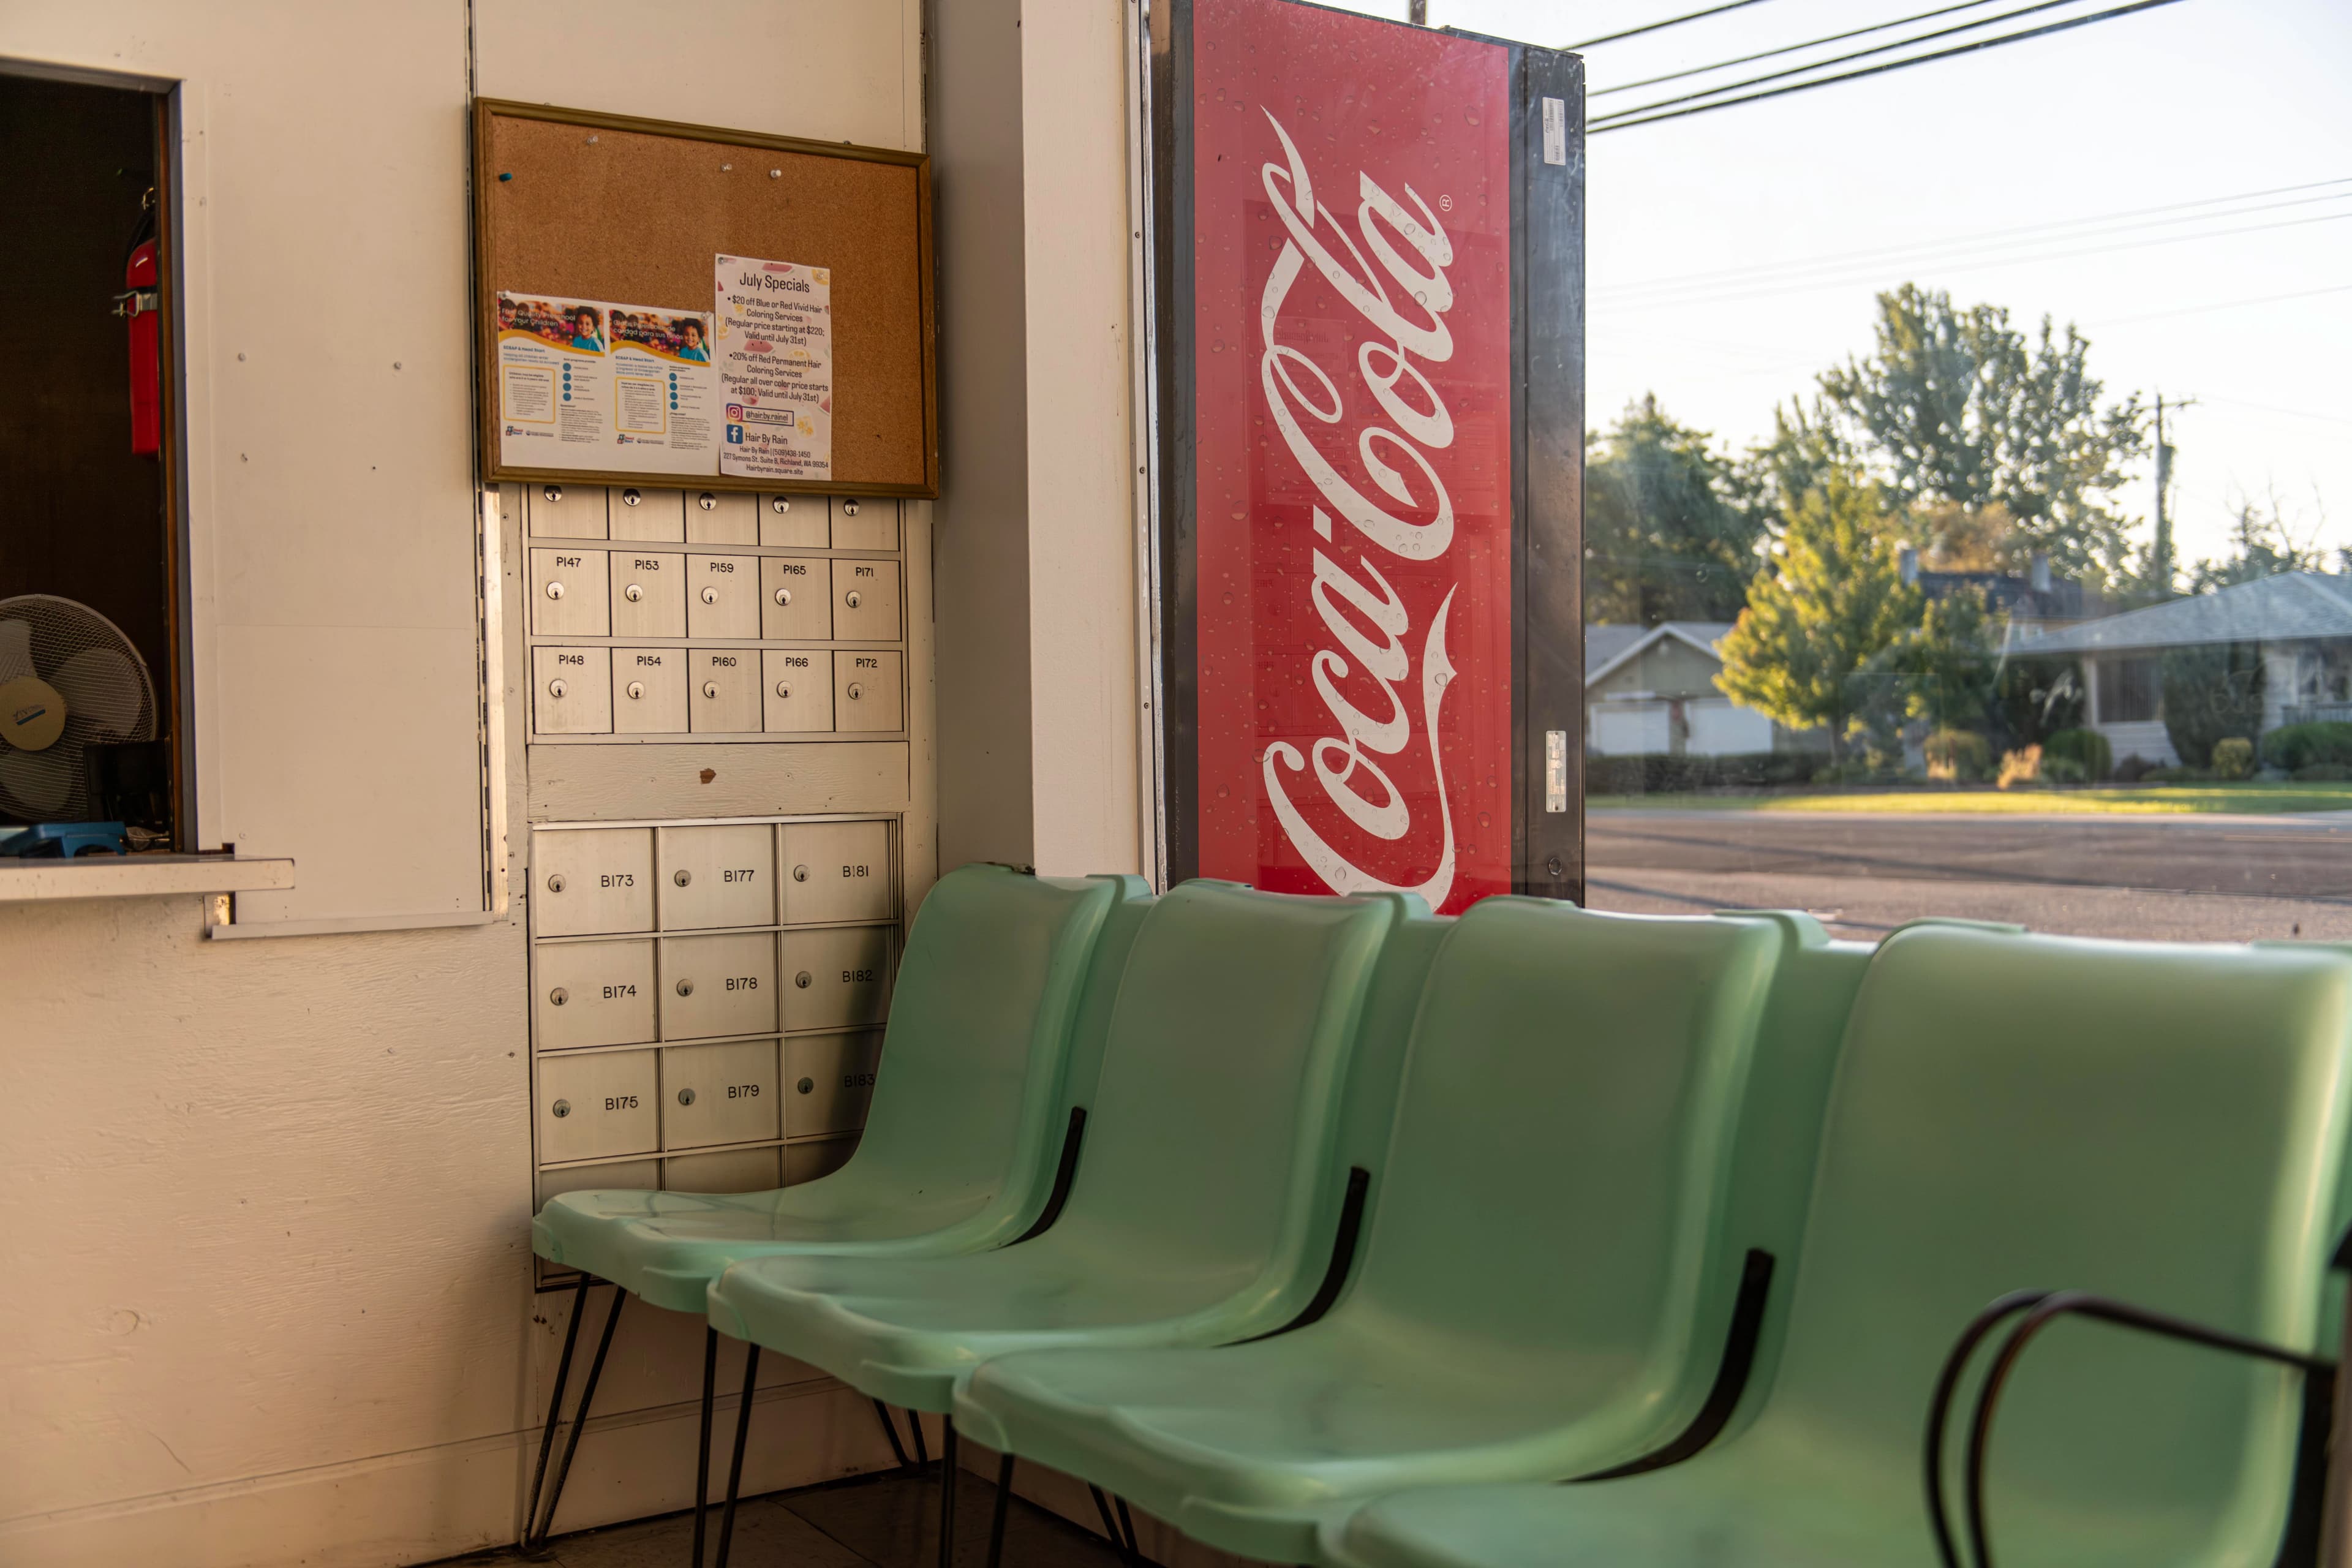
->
[
  {"left": 2141, "top": 765, "right": 2204, "bottom": 784},
  {"left": 2295, "top": 763, "right": 2352, "bottom": 782},
  {"left": 2040, "top": 755, "right": 2089, "bottom": 784},
  {"left": 2211, "top": 737, "right": 2256, "bottom": 780},
  {"left": 1923, "top": 728, "right": 1992, "bottom": 782},
  {"left": 2261, "top": 722, "right": 2352, "bottom": 772},
  {"left": 2040, "top": 727, "right": 2113, "bottom": 781},
  {"left": 2160, "top": 643, "right": 2264, "bottom": 767}
]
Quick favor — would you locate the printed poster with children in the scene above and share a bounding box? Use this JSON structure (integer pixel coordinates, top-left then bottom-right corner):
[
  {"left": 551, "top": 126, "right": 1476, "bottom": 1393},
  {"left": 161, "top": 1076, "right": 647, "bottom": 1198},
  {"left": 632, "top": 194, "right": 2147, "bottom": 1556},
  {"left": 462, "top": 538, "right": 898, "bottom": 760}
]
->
[
  {"left": 496, "top": 292, "right": 717, "bottom": 474},
  {"left": 714, "top": 255, "right": 832, "bottom": 481}
]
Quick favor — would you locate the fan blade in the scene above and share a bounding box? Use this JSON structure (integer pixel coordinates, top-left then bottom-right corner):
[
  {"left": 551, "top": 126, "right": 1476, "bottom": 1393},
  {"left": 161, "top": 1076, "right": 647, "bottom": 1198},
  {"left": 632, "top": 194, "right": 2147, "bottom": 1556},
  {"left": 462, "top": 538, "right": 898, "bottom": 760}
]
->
[
  {"left": 50, "top": 647, "right": 145, "bottom": 736},
  {"left": 0, "top": 620, "right": 31, "bottom": 684},
  {"left": 0, "top": 744, "right": 75, "bottom": 816}
]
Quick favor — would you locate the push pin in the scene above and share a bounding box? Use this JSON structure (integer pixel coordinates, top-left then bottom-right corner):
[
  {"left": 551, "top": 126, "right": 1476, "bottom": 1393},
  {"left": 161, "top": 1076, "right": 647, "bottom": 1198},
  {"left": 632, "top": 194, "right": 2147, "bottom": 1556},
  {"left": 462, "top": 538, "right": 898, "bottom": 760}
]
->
[{"left": 497, "top": 172, "right": 513, "bottom": 182}]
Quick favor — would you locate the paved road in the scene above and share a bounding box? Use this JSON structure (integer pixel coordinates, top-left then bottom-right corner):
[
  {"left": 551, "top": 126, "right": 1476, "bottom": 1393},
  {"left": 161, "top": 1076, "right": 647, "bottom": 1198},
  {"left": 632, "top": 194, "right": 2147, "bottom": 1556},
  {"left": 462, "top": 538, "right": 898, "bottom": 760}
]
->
[{"left": 1586, "top": 809, "right": 2352, "bottom": 942}]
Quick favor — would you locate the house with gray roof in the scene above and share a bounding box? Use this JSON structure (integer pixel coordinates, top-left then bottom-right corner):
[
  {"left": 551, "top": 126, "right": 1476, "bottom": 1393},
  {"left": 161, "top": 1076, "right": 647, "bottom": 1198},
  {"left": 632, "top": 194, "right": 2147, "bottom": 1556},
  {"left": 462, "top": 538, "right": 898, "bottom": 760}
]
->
[
  {"left": 1584, "top": 622, "right": 1822, "bottom": 757},
  {"left": 2010, "top": 572, "right": 2352, "bottom": 766}
]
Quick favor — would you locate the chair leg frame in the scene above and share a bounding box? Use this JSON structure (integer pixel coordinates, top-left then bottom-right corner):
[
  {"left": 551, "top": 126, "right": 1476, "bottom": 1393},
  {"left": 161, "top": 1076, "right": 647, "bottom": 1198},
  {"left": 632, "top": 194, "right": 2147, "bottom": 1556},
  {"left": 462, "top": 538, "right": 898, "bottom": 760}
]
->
[
  {"left": 692, "top": 1327, "right": 717, "bottom": 1568},
  {"left": 712, "top": 1343, "right": 761, "bottom": 1568},
  {"left": 985, "top": 1451, "right": 1016, "bottom": 1568},
  {"left": 938, "top": 1415, "right": 960, "bottom": 1568},
  {"left": 873, "top": 1398, "right": 915, "bottom": 1472},
  {"left": 522, "top": 1279, "right": 627, "bottom": 1552}
]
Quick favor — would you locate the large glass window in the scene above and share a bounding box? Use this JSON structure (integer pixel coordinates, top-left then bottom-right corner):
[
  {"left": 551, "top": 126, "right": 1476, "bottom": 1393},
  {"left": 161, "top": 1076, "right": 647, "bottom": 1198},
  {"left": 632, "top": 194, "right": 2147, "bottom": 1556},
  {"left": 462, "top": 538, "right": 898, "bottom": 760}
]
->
[{"left": 1336, "top": 0, "right": 2350, "bottom": 942}]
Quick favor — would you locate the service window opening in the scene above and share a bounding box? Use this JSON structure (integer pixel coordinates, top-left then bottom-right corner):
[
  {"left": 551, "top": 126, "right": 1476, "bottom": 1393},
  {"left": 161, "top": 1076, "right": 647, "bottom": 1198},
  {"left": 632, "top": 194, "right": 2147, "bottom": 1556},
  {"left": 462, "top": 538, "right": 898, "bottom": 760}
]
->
[{"left": 0, "top": 71, "right": 183, "bottom": 852}]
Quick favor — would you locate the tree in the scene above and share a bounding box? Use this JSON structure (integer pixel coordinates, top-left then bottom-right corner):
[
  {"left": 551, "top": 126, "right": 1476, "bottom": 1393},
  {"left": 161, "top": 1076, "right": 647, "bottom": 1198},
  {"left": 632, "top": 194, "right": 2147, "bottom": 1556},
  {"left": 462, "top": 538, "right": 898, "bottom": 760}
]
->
[
  {"left": 1716, "top": 472, "right": 1920, "bottom": 760},
  {"left": 1852, "top": 586, "right": 2000, "bottom": 744},
  {"left": 2188, "top": 487, "right": 2326, "bottom": 592},
  {"left": 2161, "top": 643, "right": 2265, "bottom": 769},
  {"left": 1812, "top": 285, "right": 2149, "bottom": 581},
  {"left": 1583, "top": 396, "right": 1764, "bottom": 625}
]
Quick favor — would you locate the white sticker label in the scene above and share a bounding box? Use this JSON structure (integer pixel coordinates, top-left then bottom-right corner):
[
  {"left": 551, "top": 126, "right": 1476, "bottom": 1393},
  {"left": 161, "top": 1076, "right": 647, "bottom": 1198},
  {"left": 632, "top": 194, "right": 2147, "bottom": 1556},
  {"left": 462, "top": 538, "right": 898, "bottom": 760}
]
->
[
  {"left": 1542, "top": 97, "right": 1567, "bottom": 166},
  {"left": 1546, "top": 730, "right": 1568, "bottom": 813}
]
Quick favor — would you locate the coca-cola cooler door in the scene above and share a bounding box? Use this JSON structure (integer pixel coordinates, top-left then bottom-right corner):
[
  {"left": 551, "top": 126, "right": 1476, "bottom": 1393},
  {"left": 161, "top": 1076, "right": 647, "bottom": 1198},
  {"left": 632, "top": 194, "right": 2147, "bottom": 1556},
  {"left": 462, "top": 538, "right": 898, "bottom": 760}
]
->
[{"left": 1153, "top": 0, "right": 1584, "bottom": 912}]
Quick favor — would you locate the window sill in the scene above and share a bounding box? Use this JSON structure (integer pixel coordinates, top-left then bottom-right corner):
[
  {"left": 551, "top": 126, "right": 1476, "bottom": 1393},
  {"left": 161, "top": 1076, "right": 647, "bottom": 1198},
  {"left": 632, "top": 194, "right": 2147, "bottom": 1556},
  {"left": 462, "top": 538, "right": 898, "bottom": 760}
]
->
[{"left": 0, "top": 853, "right": 296, "bottom": 903}]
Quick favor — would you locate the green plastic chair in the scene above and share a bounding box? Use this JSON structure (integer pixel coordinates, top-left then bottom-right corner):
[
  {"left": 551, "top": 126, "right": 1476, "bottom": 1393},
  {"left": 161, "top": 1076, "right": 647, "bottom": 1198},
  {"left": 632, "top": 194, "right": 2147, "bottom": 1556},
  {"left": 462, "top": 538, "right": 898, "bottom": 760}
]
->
[
  {"left": 949, "top": 900, "right": 1791, "bottom": 1564},
  {"left": 1325, "top": 925, "right": 2352, "bottom": 1568},
  {"left": 699, "top": 878, "right": 1400, "bottom": 1568},
  {"left": 519, "top": 864, "right": 1142, "bottom": 1553}
]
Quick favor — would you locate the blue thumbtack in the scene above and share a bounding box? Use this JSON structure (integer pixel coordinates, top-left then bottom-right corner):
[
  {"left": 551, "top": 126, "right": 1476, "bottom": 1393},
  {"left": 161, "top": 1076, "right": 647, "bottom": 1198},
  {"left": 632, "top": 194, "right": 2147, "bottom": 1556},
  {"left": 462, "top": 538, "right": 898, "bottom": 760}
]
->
[{"left": 497, "top": 172, "right": 513, "bottom": 182}]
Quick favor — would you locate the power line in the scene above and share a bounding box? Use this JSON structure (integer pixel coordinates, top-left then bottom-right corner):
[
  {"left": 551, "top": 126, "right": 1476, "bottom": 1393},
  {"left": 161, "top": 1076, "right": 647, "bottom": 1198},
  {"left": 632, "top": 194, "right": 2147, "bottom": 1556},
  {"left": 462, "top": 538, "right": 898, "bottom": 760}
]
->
[
  {"left": 1604, "top": 188, "right": 2352, "bottom": 306},
  {"left": 1600, "top": 177, "right": 2352, "bottom": 303},
  {"left": 1593, "top": 0, "right": 2008, "bottom": 96},
  {"left": 1593, "top": 209, "right": 2352, "bottom": 312},
  {"left": 1566, "top": 0, "right": 1781, "bottom": 51},
  {"left": 1591, "top": 0, "right": 2190, "bottom": 134},
  {"left": 1593, "top": 0, "right": 2090, "bottom": 123},
  {"left": 2089, "top": 282, "right": 2352, "bottom": 328}
]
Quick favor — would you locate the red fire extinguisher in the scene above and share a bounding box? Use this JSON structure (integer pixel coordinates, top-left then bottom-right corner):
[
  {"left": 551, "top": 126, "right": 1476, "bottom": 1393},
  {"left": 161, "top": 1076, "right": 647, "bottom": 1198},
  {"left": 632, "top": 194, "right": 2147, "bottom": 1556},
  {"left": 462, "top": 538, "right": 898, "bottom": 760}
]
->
[{"left": 116, "top": 190, "right": 160, "bottom": 456}]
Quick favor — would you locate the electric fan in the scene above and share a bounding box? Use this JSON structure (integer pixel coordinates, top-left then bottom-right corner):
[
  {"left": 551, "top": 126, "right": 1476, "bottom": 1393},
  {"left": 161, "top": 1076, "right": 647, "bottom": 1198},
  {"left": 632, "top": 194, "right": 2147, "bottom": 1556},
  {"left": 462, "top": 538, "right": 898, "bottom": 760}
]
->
[{"left": 0, "top": 595, "right": 158, "bottom": 824}]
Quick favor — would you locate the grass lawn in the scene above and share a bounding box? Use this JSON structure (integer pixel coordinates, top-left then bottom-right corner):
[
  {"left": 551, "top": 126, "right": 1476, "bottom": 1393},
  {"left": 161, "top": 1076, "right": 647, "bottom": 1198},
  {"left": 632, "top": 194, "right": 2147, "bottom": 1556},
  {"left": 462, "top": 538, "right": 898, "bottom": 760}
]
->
[{"left": 1589, "top": 782, "right": 2352, "bottom": 816}]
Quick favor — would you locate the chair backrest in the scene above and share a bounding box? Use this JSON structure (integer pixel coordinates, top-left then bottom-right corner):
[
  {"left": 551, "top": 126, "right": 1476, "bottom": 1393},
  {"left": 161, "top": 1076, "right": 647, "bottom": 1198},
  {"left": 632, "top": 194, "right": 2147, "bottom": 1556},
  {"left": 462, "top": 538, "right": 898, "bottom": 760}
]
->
[
  {"left": 812, "top": 865, "right": 1132, "bottom": 1235},
  {"left": 1337, "top": 899, "right": 1784, "bottom": 1451},
  {"left": 1046, "top": 880, "right": 1395, "bottom": 1299},
  {"left": 1754, "top": 926, "right": 2352, "bottom": 1557}
]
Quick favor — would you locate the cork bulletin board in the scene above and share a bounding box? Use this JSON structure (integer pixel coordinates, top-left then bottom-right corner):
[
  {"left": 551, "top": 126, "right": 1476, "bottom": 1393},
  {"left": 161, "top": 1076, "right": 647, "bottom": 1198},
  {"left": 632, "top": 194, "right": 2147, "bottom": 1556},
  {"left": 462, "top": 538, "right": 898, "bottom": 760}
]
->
[{"left": 472, "top": 99, "right": 936, "bottom": 497}]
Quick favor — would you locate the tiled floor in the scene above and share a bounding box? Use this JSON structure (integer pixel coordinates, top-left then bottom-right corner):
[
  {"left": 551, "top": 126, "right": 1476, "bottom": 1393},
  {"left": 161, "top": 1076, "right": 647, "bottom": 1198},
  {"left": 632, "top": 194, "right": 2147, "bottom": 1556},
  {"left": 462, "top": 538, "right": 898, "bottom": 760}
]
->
[{"left": 440, "top": 1466, "right": 1131, "bottom": 1568}]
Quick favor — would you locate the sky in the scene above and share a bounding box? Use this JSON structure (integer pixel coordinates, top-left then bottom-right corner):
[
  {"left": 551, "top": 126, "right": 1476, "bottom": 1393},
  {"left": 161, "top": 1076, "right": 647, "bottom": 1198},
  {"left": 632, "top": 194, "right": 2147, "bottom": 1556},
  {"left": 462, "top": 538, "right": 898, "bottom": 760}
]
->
[{"left": 1317, "top": 0, "right": 2352, "bottom": 576}]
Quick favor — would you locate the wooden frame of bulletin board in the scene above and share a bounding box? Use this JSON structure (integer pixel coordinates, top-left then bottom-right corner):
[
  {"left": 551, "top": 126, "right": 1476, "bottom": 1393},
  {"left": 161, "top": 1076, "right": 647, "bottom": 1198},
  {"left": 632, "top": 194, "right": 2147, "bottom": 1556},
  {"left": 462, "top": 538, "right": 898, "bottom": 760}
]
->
[{"left": 472, "top": 99, "right": 937, "bottom": 498}]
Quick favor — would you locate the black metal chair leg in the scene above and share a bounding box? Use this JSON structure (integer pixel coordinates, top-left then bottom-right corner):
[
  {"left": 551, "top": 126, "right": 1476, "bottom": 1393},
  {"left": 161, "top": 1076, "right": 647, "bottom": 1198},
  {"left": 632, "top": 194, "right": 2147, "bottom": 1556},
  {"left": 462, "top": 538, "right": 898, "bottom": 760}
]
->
[
  {"left": 692, "top": 1327, "right": 717, "bottom": 1568},
  {"left": 1115, "top": 1496, "right": 1142, "bottom": 1565},
  {"left": 527, "top": 1282, "right": 626, "bottom": 1550},
  {"left": 938, "top": 1415, "right": 960, "bottom": 1568},
  {"left": 873, "top": 1397, "right": 913, "bottom": 1471},
  {"left": 985, "top": 1451, "right": 1016, "bottom": 1568},
  {"left": 712, "top": 1344, "right": 761, "bottom": 1568},
  {"left": 520, "top": 1276, "right": 591, "bottom": 1546},
  {"left": 1088, "top": 1485, "right": 1125, "bottom": 1558},
  {"left": 911, "top": 1407, "right": 930, "bottom": 1468}
]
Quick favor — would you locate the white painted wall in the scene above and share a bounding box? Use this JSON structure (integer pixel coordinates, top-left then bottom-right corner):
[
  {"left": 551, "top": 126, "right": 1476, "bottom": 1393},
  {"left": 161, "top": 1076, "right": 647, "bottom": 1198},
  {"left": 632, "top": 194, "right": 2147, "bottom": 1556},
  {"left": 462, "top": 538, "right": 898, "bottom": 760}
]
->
[
  {"left": 933, "top": 0, "right": 1148, "bottom": 881},
  {"left": 0, "top": 4, "right": 936, "bottom": 1565}
]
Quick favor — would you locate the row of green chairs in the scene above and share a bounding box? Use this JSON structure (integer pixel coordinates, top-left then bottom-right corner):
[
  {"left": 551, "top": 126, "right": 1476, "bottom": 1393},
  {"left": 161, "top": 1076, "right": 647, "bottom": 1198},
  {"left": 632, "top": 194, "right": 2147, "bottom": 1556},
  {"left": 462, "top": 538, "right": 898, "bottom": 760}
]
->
[{"left": 530, "top": 864, "right": 2352, "bottom": 1568}]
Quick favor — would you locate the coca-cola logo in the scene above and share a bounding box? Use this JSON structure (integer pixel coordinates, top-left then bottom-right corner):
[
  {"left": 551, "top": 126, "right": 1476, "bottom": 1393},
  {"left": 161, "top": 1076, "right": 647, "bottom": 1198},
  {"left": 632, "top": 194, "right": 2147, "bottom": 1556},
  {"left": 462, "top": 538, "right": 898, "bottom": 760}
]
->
[{"left": 1253, "top": 110, "right": 1464, "bottom": 909}]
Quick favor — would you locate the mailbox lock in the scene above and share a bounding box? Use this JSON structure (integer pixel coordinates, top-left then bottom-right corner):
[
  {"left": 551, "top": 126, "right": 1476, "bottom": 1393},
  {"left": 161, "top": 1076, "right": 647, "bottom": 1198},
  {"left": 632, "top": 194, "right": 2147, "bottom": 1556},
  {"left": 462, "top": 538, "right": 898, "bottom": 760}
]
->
[
  {"left": 677, "top": 1087, "right": 698, "bottom": 1106},
  {"left": 772, "top": 587, "right": 793, "bottom": 607},
  {"left": 552, "top": 1099, "right": 571, "bottom": 1118},
  {"left": 626, "top": 681, "right": 645, "bottom": 701},
  {"left": 846, "top": 682, "right": 864, "bottom": 702},
  {"left": 549, "top": 987, "right": 569, "bottom": 1006},
  {"left": 624, "top": 583, "right": 644, "bottom": 602},
  {"left": 792, "top": 864, "right": 810, "bottom": 883},
  {"left": 622, "top": 488, "right": 642, "bottom": 507},
  {"left": 795, "top": 971, "right": 813, "bottom": 989},
  {"left": 774, "top": 680, "right": 793, "bottom": 700},
  {"left": 703, "top": 681, "right": 722, "bottom": 699},
  {"left": 700, "top": 586, "right": 719, "bottom": 605},
  {"left": 696, "top": 492, "right": 717, "bottom": 511},
  {"left": 843, "top": 590, "right": 863, "bottom": 610},
  {"left": 545, "top": 581, "right": 565, "bottom": 600},
  {"left": 797, "top": 1077, "right": 814, "bottom": 1095},
  {"left": 548, "top": 677, "right": 569, "bottom": 699},
  {"left": 771, "top": 496, "right": 791, "bottom": 514},
  {"left": 841, "top": 499, "right": 861, "bottom": 517},
  {"left": 674, "top": 869, "right": 692, "bottom": 887},
  {"left": 542, "top": 484, "right": 563, "bottom": 503},
  {"left": 676, "top": 978, "right": 695, "bottom": 997},
  {"left": 547, "top": 873, "right": 567, "bottom": 893}
]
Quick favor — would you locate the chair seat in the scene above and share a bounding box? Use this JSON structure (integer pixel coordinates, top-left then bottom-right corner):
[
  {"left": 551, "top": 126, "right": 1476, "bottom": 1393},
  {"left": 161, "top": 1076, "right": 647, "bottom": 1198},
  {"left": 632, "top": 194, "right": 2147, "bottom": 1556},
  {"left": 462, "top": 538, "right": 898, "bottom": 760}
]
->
[
  {"left": 703, "top": 1227, "right": 1277, "bottom": 1410},
  {"left": 532, "top": 1183, "right": 1001, "bottom": 1313},
  {"left": 1322, "top": 1446, "right": 2215, "bottom": 1568},
  {"left": 953, "top": 1314, "right": 1674, "bottom": 1563}
]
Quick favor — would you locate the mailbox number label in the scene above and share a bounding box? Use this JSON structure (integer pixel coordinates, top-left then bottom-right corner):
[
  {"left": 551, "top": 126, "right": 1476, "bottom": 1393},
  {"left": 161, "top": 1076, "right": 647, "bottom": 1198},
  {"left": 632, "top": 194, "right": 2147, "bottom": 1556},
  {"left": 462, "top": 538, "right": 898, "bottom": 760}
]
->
[
  {"left": 726, "top": 975, "right": 759, "bottom": 992},
  {"left": 603, "top": 984, "right": 637, "bottom": 999},
  {"left": 558, "top": 652, "right": 586, "bottom": 666},
  {"left": 842, "top": 862, "right": 870, "bottom": 880},
  {"left": 842, "top": 967, "right": 878, "bottom": 983},
  {"left": 606, "top": 1095, "right": 639, "bottom": 1110},
  {"left": 726, "top": 1083, "right": 761, "bottom": 1099},
  {"left": 633, "top": 558, "right": 663, "bottom": 570},
  {"left": 707, "top": 560, "right": 736, "bottom": 574},
  {"left": 843, "top": 1072, "right": 876, "bottom": 1089},
  {"left": 723, "top": 868, "right": 756, "bottom": 883},
  {"left": 601, "top": 873, "right": 634, "bottom": 888}
]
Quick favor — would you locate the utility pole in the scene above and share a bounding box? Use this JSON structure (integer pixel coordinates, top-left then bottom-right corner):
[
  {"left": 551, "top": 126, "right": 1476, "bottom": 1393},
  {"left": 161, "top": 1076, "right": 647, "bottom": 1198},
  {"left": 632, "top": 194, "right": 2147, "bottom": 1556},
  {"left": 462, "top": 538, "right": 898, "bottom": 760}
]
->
[
  {"left": 1409, "top": 0, "right": 1428, "bottom": 22},
  {"left": 2151, "top": 394, "right": 2195, "bottom": 600}
]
